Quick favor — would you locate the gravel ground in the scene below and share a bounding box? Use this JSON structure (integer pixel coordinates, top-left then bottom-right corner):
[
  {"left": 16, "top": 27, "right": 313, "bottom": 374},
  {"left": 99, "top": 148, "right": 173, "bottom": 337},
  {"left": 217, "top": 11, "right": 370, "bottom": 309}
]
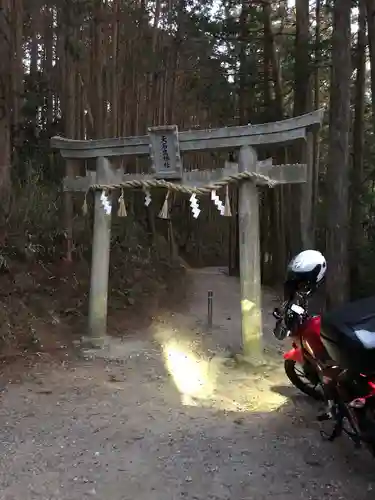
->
[{"left": 0, "top": 268, "right": 374, "bottom": 499}]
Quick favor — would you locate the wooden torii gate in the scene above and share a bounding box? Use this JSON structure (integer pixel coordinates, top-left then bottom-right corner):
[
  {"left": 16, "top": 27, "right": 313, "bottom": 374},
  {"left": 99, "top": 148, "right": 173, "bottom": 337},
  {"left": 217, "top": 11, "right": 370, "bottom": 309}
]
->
[{"left": 51, "top": 109, "right": 323, "bottom": 363}]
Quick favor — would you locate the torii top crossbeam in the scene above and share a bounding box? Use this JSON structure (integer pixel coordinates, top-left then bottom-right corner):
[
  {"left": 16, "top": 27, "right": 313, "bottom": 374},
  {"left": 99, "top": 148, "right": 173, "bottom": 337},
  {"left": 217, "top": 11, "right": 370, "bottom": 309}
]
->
[{"left": 51, "top": 109, "right": 324, "bottom": 158}]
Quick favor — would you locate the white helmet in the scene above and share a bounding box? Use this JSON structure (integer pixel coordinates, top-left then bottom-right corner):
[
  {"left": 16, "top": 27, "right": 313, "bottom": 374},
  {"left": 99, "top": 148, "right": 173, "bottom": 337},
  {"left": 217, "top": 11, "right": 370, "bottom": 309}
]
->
[{"left": 287, "top": 250, "right": 327, "bottom": 288}]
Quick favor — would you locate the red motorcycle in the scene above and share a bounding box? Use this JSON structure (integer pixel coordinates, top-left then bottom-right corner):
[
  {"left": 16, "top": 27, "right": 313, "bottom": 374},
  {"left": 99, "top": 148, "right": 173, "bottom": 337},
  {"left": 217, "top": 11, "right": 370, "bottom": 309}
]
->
[{"left": 273, "top": 250, "right": 375, "bottom": 455}]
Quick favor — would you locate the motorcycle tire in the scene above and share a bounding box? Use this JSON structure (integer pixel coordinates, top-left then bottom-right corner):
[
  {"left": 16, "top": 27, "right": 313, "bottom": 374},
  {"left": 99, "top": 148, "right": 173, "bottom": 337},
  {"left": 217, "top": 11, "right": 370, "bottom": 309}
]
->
[
  {"left": 284, "top": 358, "right": 324, "bottom": 401},
  {"left": 356, "top": 407, "right": 375, "bottom": 457}
]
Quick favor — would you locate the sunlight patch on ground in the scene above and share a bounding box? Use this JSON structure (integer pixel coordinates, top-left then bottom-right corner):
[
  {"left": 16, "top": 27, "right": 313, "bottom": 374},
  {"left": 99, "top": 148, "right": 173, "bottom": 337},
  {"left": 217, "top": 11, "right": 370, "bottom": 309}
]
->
[
  {"left": 152, "top": 322, "right": 288, "bottom": 412},
  {"left": 156, "top": 333, "right": 217, "bottom": 403}
]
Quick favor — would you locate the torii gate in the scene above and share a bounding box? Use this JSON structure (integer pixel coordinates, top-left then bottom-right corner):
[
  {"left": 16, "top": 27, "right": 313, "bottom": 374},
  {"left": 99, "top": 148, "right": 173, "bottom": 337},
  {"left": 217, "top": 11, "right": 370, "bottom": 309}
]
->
[{"left": 51, "top": 109, "right": 323, "bottom": 363}]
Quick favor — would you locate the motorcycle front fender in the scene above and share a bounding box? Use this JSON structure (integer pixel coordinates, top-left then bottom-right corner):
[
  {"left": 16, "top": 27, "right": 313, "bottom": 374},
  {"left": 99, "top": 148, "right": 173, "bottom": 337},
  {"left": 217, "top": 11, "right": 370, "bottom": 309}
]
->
[{"left": 283, "top": 346, "right": 303, "bottom": 364}]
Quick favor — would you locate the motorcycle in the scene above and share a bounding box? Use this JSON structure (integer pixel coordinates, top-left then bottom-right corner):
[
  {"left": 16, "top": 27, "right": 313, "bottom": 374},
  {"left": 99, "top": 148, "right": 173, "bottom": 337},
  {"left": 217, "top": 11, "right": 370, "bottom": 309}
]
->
[{"left": 272, "top": 285, "right": 375, "bottom": 455}]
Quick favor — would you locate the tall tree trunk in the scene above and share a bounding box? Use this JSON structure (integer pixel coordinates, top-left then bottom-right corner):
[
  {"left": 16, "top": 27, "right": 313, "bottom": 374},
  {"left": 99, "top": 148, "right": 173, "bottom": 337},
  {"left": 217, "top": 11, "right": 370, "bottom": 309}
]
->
[
  {"left": 294, "top": 0, "right": 311, "bottom": 115},
  {"left": 0, "top": 0, "right": 12, "bottom": 222},
  {"left": 325, "top": 0, "right": 352, "bottom": 308},
  {"left": 263, "top": 8, "right": 271, "bottom": 112},
  {"left": 9, "top": 0, "right": 23, "bottom": 169},
  {"left": 262, "top": 0, "right": 286, "bottom": 282},
  {"left": 166, "top": 0, "right": 185, "bottom": 124},
  {"left": 350, "top": 0, "right": 367, "bottom": 297},
  {"left": 238, "top": 0, "right": 249, "bottom": 124},
  {"left": 62, "top": 1, "right": 77, "bottom": 261},
  {"left": 44, "top": 5, "right": 54, "bottom": 127},
  {"left": 229, "top": 0, "right": 250, "bottom": 276},
  {"left": 263, "top": 0, "right": 283, "bottom": 117},
  {"left": 111, "top": 0, "right": 119, "bottom": 136},
  {"left": 312, "top": 0, "right": 321, "bottom": 236},
  {"left": 29, "top": 7, "right": 39, "bottom": 130},
  {"left": 93, "top": 2, "right": 105, "bottom": 138},
  {"left": 11, "top": 0, "right": 23, "bottom": 131},
  {"left": 293, "top": 0, "right": 313, "bottom": 251},
  {"left": 366, "top": 0, "right": 375, "bottom": 133},
  {"left": 56, "top": 8, "right": 65, "bottom": 125},
  {"left": 261, "top": 3, "right": 273, "bottom": 283},
  {"left": 147, "top": 0, "right": 162, "bottom": 126}
]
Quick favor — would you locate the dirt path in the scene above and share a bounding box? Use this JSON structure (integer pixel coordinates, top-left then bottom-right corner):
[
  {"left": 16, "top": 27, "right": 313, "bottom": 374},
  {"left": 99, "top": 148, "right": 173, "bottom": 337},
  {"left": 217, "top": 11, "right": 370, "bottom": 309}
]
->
[{"left": 0, "top": 268, "right": 374, "bottom": 500}]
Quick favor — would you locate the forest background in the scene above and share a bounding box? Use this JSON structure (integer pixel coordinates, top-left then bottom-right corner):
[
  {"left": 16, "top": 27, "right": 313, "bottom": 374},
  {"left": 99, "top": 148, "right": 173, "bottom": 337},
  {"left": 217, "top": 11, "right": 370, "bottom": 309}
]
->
[{"left": 0, "top": 0, "right": 373, "bottom": 353}]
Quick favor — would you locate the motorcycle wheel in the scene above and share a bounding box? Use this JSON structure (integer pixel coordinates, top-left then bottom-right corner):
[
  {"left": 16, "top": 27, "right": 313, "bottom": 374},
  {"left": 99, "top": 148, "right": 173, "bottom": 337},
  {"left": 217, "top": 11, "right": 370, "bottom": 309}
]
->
[
  {"left": 284, "top": 358, "right": 324, "bottom": 401},
  {"left": 356, "top": 407, "right": 375, "bottom": 457}
]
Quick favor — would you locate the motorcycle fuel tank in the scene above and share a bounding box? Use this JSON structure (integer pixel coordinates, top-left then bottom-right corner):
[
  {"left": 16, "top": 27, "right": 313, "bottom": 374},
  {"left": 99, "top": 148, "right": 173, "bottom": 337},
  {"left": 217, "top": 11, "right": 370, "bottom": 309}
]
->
[{"left": 320, "top": 295, "right": 375, "bottom": 375}]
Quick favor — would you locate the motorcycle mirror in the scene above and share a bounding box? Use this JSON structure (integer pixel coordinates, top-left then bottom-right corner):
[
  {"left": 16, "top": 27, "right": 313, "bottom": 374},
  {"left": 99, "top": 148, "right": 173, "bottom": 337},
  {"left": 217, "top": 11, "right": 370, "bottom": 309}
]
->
[{"left": 273, "top": 308, "right": 282, "bottom": 320}]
